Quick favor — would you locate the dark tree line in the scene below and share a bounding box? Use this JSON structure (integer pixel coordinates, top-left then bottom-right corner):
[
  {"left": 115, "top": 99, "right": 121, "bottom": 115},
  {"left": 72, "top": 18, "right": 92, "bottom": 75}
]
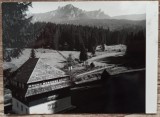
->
[
  {"left": 33, "top": 22, "right": 145, "bottom": 54},
  {"left": 125, "top": 30, "right": 146, "bottom": 66}
]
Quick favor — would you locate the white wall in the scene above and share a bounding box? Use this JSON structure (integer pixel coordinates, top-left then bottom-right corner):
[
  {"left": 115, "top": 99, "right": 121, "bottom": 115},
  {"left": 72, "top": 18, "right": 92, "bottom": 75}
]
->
[
  {"left": 29, "top": 96, "right": 72, "bottom": 114},
  {"left": 12, "top": 97, "right": 29, "bottom": 114}
]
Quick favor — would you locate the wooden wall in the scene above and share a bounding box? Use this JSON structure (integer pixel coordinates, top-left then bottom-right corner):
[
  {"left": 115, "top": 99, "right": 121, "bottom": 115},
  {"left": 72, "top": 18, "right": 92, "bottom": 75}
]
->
[{"left": 0, "top": 0, "right": 159, "bottom": 117}]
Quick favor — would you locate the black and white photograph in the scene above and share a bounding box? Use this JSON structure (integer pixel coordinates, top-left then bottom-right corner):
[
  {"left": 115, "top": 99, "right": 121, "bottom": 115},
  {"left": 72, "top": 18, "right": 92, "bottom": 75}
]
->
[{"left": 2, "top": 1, "right": 158, "bottom": 114}]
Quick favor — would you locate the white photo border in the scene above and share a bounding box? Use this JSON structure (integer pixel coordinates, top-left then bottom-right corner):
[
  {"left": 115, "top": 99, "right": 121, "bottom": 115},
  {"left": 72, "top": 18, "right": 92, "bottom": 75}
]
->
[{"left": 146, "top": 1, "right": 158, "bottom": 113}]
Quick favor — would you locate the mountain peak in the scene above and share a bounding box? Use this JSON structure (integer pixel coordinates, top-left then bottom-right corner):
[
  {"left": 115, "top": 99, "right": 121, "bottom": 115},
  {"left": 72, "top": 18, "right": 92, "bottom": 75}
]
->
[
  {"left": 31, "top": 4, "right": 111, "bottom": 23},
  {"left": 63, "top": 4, "right": 75, "bottom": 9}
]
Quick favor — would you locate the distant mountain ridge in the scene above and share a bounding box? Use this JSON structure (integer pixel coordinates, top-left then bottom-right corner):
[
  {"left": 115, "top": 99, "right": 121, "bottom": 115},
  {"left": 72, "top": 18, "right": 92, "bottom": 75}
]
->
[
  {"left": 28, "top": 4, "right": 146, "bottom": 31},
  {"left": 30, "top": 4, "right": 110, "bottom": 23},
  {"left": 29, "top": 4, "right": 145, "bottom": 23},
  {"left": 55, "top": 19, "right": 144, "bottom": 31},
  {"left": 112, "top": 14, "right": 146, "bottom": 21}
]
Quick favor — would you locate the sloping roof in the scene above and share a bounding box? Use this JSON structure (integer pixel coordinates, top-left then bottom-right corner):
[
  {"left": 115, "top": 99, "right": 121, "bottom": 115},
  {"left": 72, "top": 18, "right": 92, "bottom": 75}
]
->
[
  {"left": 13, "top": 58, "right": 39, "bottom": 83},
  {"left": 13, "top": 55, "right": 68, "bottom": 84},
  {"left": 27, "top": 58, "right": 68, "bottom": 83}
]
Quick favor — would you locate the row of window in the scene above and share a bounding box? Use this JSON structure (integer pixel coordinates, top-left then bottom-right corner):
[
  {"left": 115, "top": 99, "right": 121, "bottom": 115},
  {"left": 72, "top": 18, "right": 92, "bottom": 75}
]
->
[
  {"left": 28, "top": 77, "right": 70, "bottom": 88},
  {"left": 33, "top": 82, "right": 70, "bottom": 94},
  {"left": 11, "top": 77, "right": 70, "bottom": 89}
]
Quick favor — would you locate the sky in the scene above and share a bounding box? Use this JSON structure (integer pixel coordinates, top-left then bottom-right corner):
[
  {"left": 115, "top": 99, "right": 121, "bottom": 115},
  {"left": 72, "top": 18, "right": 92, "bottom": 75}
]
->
[{"left": 28, "top": 1, "right": 146, "bottom": 17}]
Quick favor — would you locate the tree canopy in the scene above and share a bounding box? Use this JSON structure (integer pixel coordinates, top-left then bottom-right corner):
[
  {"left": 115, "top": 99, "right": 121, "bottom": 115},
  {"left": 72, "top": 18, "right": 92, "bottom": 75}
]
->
[{"left": 2, "top": 2, "right": 32, "bottom": 60}]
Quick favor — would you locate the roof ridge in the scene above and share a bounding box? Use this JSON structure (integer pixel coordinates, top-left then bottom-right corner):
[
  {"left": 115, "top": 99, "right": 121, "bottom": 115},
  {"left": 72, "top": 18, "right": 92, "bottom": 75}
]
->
[{"left": 26, "top": 58, "right": 40, "bottom": 84}]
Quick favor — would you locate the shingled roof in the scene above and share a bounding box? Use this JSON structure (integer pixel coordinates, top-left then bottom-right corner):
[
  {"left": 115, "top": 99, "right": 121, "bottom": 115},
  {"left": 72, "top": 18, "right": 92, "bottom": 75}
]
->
[
  {"left": 13, "top": 55, "right": 71, "bottom": 97},
  {"left": 14, "top": 57, "right": 68, "bottom": 84},
  {"left": 13, "top": 58, "right": 39, "bottom": 83},
  {"left": 27, "top": 58, "right": 68, "bottom": 83}
]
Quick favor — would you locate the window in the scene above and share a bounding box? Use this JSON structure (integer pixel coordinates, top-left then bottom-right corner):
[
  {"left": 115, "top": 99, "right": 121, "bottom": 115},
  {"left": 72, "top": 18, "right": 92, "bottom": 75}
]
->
[
  {"left": 48, "top": 102, "right": 57, "bottom": 110},
  {"left": 26, "top": 108, "right": 28, "bottom": 113},
  {"left": 21, "top": 105, "right": 23, "bottom": 111},
  {"left": 32, "top": 84, "right": 35, "bottom": 87},
  {"left": 17, "top": 102, "right": 19, "bottom": 108}
]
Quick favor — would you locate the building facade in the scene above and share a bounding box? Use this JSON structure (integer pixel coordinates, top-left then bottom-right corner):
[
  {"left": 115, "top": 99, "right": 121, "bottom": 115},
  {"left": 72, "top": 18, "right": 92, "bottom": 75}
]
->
[{"left": 10, "top": 58, "right": 72, "bottom": 114}]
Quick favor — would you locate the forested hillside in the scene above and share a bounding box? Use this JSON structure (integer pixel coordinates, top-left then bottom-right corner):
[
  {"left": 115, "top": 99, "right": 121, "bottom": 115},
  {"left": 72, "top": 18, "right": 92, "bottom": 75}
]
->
[
  {"left": 2, "top": 3, "right": 146, "bottom": 62},
  {"left": 31, "top": 22, "right": 145, "bottom": 53}
]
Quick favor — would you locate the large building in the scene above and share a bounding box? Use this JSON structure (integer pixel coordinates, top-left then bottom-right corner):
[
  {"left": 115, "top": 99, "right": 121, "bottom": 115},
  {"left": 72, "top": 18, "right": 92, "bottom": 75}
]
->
[{"left": 10, "top": 57, "right": 73, "bottom": 114}]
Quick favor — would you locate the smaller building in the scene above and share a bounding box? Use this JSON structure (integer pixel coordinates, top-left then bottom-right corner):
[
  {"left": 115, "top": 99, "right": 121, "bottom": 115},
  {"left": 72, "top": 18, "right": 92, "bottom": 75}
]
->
[{"left": 10, "top": 58, "right": 73, "bottom": 114}]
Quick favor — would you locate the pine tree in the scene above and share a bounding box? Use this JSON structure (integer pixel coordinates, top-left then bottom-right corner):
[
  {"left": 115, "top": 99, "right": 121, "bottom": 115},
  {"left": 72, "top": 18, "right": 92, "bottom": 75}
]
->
[
  {"left": 79, "top": 45, "right": 88, "bottom": 62},
  {"left": 91, "top": 46, "right": 96, "bottom": 55},
  {"left": 53, "top": 27, "right": 60, "bottom": 50},
  {"left": 11, "top": 48, "right": 22, "bottom": 58},
  {"left": 30, "top": 49, "right": 36, "bottom": 58},
  {"left": 90, "top": 30, "right": 97, "bottom": 55},
  {"left": 101, "top": 44, "right": 105, "bottom": 51},
  {"left": 2, "top": 2, "right": 32, "bottom": 60}
]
